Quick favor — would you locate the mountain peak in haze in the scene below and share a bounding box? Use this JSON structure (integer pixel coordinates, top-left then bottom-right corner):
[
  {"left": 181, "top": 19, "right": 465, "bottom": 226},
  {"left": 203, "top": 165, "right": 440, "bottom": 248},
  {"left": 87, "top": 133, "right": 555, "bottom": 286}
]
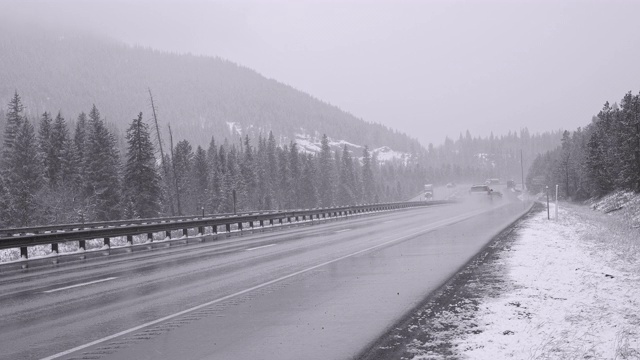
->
[{"left": 0, "top": 23, "right": 424, "bottom": 159}]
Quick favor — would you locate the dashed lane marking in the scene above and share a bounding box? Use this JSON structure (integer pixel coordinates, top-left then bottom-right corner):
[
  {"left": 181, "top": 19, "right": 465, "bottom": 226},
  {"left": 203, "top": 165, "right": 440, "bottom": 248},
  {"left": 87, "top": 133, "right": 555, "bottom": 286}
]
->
[
  {"left": 245, "top": 244, "right": 276, "bottom": 251},
  {"left": 43, "top": 277, "right": 118, "bottom": 294}
]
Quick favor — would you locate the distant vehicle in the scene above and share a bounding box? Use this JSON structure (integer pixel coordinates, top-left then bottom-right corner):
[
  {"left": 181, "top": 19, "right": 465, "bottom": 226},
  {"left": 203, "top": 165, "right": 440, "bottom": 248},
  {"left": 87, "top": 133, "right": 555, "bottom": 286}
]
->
[
  {"left": 424, "top": 184, "right": 434, "bottom": 200},
  {"left": 469, "top": 184, "right": 502, "bottom": 200},
  {"left": 485, "top": 178, "right": 500, "bottom": 185},
  {"left": 446, "top": 182, "right": 456, "bottom": 188},
  {"left": 506, "top": 180, "right": 516, "bottom": 189}
]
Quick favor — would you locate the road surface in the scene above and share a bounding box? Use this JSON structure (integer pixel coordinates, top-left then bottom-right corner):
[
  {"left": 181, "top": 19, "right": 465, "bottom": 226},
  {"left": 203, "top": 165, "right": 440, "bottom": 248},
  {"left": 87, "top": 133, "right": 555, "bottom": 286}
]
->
[{"left": 0, "top": 199, "right": 530, "bottom": 360}]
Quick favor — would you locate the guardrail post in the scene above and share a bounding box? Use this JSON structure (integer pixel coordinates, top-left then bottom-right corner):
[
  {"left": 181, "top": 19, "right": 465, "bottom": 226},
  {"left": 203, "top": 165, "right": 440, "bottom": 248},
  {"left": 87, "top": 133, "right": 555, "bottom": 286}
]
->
[
  {"left": 226, "top": 223, "right": 231, "bottom": 233},
  {"left": 249, "top": 221, "right": 254, "bottom": 229},
  {"left": 212, "top": 225, "right": 217, "bottom": 235},
  {"left": 260, "top": 220, "right": 264, "bottom": 227},
  {"left": 20, "top": 246, "right": 28, "bottom": 259},
  {"left": 104, "top": 237, "right": 110, "bottom": 247},
  {"left": 51, "top": 243, "right": 58, "bottom": 254},
  {"left": 165, "top": 230, "right": 171, "bottom": 239},
  {"left": 183, "top": 228, "right": 188, "bottom": 237},
  {"left": 147, "top": 233, "right": 153, "bottom": 242},
  {"left": 79, "top": 240, "right": 85, "bottom": 251},
  {"left": 127, "top": 235, "right": 133, "bottom": 246},
  {"left": 238, "top": 222, "right": 243, "bottom": 231},
  {"left": 198, "top": 226, "right": 204, "bottom": 235}
]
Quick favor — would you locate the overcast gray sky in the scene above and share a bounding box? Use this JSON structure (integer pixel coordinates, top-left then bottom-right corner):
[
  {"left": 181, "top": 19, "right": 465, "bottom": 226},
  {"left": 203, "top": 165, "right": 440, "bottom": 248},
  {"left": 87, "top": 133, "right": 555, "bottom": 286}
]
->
[{"left": 4, "top": 0, "right": 640, "bottom": 146}]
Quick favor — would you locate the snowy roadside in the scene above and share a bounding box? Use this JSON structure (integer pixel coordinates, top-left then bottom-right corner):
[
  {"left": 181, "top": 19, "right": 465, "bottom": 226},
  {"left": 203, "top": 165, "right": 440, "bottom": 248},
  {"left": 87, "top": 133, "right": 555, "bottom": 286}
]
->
[
  {"left": 361, "top": 200, "right": 640, "bottom": 360},
  {"left": 406, "top": 202, "right": 640, "bottom": 359}
]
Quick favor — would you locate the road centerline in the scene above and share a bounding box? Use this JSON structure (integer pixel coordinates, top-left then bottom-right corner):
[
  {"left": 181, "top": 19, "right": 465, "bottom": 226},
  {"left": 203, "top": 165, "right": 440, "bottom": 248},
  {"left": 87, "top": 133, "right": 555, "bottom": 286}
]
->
[
  {"left": 43, "top": 277, "right": 118, "bottom": 294},
  {"left": 334, "top": 228, "right": 352, "bottom": 233}
]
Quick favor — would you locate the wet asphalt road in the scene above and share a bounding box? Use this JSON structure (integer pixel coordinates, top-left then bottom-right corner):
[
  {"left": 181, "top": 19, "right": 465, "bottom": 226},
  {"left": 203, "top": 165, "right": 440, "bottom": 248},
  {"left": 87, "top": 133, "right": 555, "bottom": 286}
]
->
[{"left": 0, "top": 197, "right": 530, "bottom": 360}]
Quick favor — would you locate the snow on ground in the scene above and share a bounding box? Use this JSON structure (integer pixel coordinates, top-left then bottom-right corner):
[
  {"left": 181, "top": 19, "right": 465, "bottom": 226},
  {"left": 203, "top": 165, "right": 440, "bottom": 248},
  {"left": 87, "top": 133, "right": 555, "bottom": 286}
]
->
[
  {"left": 372, "top": 146, "right": 410, "bottom": 164},
  {"left": 589, "top": 191, "right": 640, "bottom": 228},
  {"left": 406, "top": 202, "right": 640, "bottom": 360}
]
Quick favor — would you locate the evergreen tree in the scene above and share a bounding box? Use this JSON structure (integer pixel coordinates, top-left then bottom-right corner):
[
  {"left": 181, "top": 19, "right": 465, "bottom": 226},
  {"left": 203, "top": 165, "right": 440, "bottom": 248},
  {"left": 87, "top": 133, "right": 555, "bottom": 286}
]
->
[
  {"left": 123, "top": 113, "right": 162, "bottom": 218},
  {"left": 6, "top": 120, "right": 42, "bottom": 226},
  {"left": 266, "top": 131, "right": 279, "bottom": 209},
  {"left": 51, "top": 112, "right": 74, "bottom": 186},
  {"left": 317, "top": 134, "right": 334, "bottom": 207},
  {"left": 192, "top": 145, "right": 209, "bottom": 214},
  {"left": 2, "top": 91, "right": 25, "bottom": 170},
  {"left": 289, "top": 142, "right": 302, "bottom": 208},
  {"left": 206, "top": 136, "right": 221, "bottom": 213},
  {"left": 362, "top": 145, "right": 375, "bottom": 203},
  {"left": 38, "top": 112, "right": 54, "bottom": 184},
  {"left": 338, "top": 145, "right": 356, "bottom": 205},
  {"left": 85, "top": 105, "right": 121, "bottom": 221},
  {"left": 173, "top": 139, "right": 194, "bottom": 215},
  {"left": 241, "top": 135, "right": 258, "bottom": 208},
  {"left": 300, "top": 154, "right": 319, "bottom": 209}
]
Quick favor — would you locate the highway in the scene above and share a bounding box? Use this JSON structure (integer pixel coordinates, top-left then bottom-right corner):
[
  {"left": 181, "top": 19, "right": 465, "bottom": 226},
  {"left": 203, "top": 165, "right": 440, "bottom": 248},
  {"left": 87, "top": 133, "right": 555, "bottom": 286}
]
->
[{"left": 0, "top": 197, "right": 530, "bottom": 360}]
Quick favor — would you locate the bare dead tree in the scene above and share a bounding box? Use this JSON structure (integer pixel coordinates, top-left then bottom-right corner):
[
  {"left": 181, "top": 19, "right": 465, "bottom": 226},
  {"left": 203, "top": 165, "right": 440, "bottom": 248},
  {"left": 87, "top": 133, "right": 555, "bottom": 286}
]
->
[{"left": 148, "top": 89, "right": 176, "bottom": 216}]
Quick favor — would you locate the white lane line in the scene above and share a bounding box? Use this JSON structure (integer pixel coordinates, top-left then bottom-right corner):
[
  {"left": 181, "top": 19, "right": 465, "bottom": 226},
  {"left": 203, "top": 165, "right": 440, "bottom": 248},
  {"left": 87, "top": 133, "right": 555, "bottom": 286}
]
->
[
  {"left": 246, "top": 244, "right": 276, "bottom": 251},
  {"left": 334, "top": 228, "right": 352, "bottom": 233},
  {"left": 43, "top": 277, "right": 118, "bottom": 294},
  {"left": 382, "top": 220, "right": 395, "bottom": 224},
  {"left": 39, "top": 207, "right": 491, "bottom": 360}
]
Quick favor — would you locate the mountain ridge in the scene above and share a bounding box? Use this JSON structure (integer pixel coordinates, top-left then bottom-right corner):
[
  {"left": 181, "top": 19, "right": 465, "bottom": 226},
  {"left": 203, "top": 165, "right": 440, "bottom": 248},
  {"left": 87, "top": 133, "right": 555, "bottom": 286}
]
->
[{"left": 0, "top": 22, "right": 424, "bottom": 157}]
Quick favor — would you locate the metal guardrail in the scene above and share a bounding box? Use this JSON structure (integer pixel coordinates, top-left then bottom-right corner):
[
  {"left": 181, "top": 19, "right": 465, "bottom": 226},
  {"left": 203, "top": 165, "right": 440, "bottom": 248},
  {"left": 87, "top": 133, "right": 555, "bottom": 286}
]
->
[
  {"left": 0, "top": 200, "right": 452, "bottom": 260},
  {"left": 0, "top": 210, "right": 282, "bottom": 237}
]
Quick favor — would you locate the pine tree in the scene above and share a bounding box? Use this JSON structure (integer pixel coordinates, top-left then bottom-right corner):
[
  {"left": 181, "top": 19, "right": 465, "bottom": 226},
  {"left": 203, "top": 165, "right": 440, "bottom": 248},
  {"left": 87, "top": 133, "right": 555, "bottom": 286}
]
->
[
  {"left": 338, "top": 145, "right": 356, "bottom": 205},
  {"left": 362, "top": 145, "right": 375, "bottom": 204},
  {"left": 85, "top": 105, "right": 121, "bottom": 221},
  {"left": 2, "top": 91, "right": 25, "bottom": 171},
  {"left": 266, "top": 132, "right": 278, "bottom": 209},
  {"left": 6, "top": 120, "right": 42, "bottom": 226},
  {"left": 38, "top": 112, "right": 54, "bottom": 184},
  {"left": 51, "top": 112, "right": 74, "bottom": 186},
  {"left": 192, "top": 145, "right": 209, "bottom": 214},
  {"left": 173, "top": 139, "right": 194, "bottom": 215},
  {"left": 278, "top": 145, "right": 291, "bottom": 209},
  {"left": 289, "top": 142, "right": 301, "bottom": 208},
  {"left": 241, "top": 135, "right": 258, "bottom": 208},
  {"left": 123, "top": 113, "right": 162, "bottom": 218},
  {"left": 317, "top": 134, "right": 334, "bottom": 207},
  {"left": 300, "top": 154, "right": 319, "bottom": 209},
  {"left": 206, "top": 136, "right": 221, "bottom": 213}
]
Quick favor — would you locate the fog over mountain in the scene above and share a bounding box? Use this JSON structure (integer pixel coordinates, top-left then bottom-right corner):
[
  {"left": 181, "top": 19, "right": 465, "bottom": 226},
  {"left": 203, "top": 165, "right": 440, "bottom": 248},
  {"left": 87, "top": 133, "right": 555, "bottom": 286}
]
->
[
  {"left": 2, "top": 0, "right": 640, "bottom": 147},
  {"left": 0, "top": 22, "right": 424, "bottom": 159}
]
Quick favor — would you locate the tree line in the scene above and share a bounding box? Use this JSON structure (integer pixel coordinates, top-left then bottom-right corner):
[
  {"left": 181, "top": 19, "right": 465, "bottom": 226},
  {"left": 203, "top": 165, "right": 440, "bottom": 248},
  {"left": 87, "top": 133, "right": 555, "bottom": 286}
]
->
[
  {"left": 0, "top": 92, "right": 427, "bottom": 228},
  {"left": 526, "top": 90, "right": 640, "bottom": 199}
]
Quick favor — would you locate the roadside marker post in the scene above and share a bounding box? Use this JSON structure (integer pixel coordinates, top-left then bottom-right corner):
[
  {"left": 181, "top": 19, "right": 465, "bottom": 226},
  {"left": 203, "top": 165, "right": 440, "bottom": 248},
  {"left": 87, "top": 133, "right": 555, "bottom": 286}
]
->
[
  {"left": 546, "top": 186, "right": 550, "bottom": 220},
  {"left": 555, "top": 185, "right": 559, "bottom": 220}
]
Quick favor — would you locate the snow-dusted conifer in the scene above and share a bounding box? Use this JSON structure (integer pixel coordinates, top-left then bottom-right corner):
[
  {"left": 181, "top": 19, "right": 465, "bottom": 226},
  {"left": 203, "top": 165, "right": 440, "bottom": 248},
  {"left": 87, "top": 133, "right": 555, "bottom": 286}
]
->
[{"left": 123, "top": 112, "right": 162, "bottom": 218}]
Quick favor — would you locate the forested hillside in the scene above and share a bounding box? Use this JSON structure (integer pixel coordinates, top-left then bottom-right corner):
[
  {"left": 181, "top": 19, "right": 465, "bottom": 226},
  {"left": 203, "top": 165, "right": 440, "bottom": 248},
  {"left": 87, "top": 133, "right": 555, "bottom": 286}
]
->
[
  {"left": 0, "top": 93, "right": 431, "bottom": 227},
  {"left": 422, "top": 129, "right": 563, "bottom": 185},
  {"left": 526, "top": 90, "right": 640, "bottom": 199},
  {"left": 0, "top": 22, "right": 420, "bottom": 154}
]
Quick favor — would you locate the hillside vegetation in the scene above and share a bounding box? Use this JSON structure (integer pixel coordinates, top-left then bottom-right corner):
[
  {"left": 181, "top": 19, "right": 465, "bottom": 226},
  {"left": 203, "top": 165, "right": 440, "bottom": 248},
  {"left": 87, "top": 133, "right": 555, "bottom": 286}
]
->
[
  {"left": 527, "top": 90, "right": 640, "bottom": 200},
  {"left": 0, "top": 23, "right": 419, "bottom": 153}
]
